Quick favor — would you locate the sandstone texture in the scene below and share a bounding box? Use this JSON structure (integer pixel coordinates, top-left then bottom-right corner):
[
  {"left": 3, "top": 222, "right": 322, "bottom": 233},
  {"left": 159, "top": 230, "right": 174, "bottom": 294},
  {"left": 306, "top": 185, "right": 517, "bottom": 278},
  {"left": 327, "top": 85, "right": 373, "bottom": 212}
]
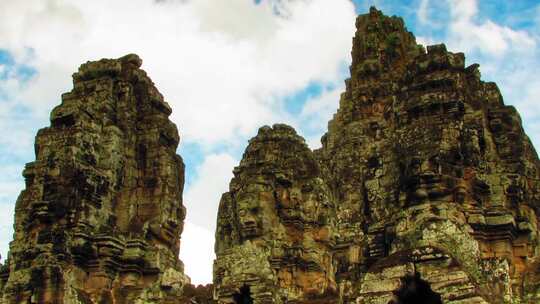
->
[
  {"left": 2, "top": 6, "right": 540, "bottom": 304},
  {"left": 214, "top": 124, "right": 337, "bottom": 303},
  {"left": 0, "top": 54, "right": 199, "bottom": 303},
  {"left": 214, "top": 7, "right": 540, "bottom": 304}
]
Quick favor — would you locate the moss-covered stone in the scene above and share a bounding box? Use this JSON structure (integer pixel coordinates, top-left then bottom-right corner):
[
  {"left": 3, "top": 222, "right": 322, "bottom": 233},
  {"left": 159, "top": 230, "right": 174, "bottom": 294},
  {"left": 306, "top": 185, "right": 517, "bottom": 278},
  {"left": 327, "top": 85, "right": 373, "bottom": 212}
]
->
[{"left": 0, "top": 54, "right": 194, "bottom": 303}]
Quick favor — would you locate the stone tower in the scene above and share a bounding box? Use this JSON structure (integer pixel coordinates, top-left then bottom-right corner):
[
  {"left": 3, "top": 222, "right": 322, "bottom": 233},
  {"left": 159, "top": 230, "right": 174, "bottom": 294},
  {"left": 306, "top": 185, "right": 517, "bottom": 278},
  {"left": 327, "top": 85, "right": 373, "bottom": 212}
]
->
[
  {"left": 214, "top": 7, "right": 540, "bottom": 304},
  {"left": 0, "top": 54, "right": 191, "bottom": 303},
  {"left": 213, "top": 124, "right": 337, "bottom": 303}
]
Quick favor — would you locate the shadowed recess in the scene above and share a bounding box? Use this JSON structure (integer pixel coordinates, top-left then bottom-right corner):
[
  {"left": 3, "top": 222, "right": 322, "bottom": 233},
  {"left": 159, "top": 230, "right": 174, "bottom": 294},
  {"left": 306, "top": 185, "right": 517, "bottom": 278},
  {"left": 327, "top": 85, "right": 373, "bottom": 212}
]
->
[
  {"left": 233, "top": 286, "right": 253, "bottom": 304},
  {"left": 391, "top": 273, "right": 442, "bottom": 304}
]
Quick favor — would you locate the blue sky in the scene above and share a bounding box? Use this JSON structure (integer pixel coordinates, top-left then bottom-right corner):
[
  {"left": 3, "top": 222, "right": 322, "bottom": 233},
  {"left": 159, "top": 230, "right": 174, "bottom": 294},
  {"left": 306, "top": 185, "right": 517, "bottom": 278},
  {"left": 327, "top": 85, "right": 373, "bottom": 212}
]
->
[{"left": 1, "top": 0, "right": 539, "bottom": 284}]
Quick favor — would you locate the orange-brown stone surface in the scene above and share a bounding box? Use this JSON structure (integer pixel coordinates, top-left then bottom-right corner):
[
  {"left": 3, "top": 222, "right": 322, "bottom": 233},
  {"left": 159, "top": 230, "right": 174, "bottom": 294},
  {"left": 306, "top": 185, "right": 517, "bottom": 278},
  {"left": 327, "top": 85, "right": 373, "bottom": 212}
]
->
[
  {"left": 2, "top": 6, "right": 540, "bottom": 304},
  {"left": 213, "top": 124, "right": 337, "bottom": 303},
  {"left": 0, "top": 54, "right": 194, "bottom": 304},
  {"left": 213, "top": 7, "right": 540, "bottom": 304}
]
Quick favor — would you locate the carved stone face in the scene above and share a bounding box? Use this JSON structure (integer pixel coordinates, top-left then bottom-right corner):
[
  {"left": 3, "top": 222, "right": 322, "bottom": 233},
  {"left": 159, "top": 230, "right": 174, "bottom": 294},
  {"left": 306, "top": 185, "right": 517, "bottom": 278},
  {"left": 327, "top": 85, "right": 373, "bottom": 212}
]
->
[
  {"left": 276, "top": 177, "right": 332, "bottom": 225},
  {"left": 301, "top": 179, "right": 331, "bottom": 224},
  {"left": 489, "top": 110, "right": 524, "bottom": 160},
  {"left": 276, "top": 185, "right": 302, "bottom": 222},
  {"left": 408, "top": 156, "right": 453, "bottom": 202},
  {"left": 30, "top": 201, "right": 53, "bottom": 221},
  {"left": 295, "top": 247, "right": 335, "bottom": 296},
  {"left": 297, "top": 270, "right": 328, "bottom": 296},
  {"left": 163, "top": 201, "right": 183, "bottom": 231},
  {"left": 147, "top": 201, "right": 184, "bottom": 246},
  {"left": 236, "top": 190, "right": 264, "bottom": 240}
]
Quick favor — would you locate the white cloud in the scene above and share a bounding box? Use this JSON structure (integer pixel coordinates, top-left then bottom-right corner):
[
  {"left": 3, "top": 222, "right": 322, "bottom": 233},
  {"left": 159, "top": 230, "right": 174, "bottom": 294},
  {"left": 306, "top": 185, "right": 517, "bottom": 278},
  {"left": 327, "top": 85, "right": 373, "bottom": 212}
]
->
[
  {"left": 0, "top": 181, "right": 23, "bottom": 204},
  {"left": 446, "top": 0, "right": 536, "bottom": 57},
  {"left": 190, "top": 0, "right": 279, "bottom": 42},
  {"left": 0, "top": 0, "right": 356, "bottom": 146},
  {"left": 536, "top": 5, "right": 540, "bottom": 31},
  {"left": 0, "top": 166, "right": 23, "bottom": 264},
  {"left": 181, "top": 153, "right": 237, "bottom": 283},
  {"left": 300, "top": 87, "right": 342, "bottom": 126},
  {"left": 179, "top": 221, "right": 215, "bottom": 285},
  {"left": 504, "top": 77, "right": 540, "bottom": 147},
  {"left": 523, "top": 119, "right": 540, "bottom": 152},
  {"left": 0, "top": 202, "right": 15, "bottom": 264},
  {"left": 418, "top": 0, "right": 431, "bottom": 24},
  {"left": 183, "top": 153, "right": 237, "bottom": 230},
  {"left": 0, "top": 119, "right": 37, "bottom": 156},
  {"left": 416, "top": 35, "right": 438, "bottom": 47},
  {"left": 448, "top": 0, "right": 477, "bottom": 21},
  {"left": 299, "top": 84, "right": 344, "bottom": 149}
]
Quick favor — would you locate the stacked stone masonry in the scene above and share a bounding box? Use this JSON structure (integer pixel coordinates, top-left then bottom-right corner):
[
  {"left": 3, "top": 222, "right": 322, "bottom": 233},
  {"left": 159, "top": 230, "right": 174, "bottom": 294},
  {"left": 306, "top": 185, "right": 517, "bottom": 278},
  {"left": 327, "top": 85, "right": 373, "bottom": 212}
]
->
[
  {"left": 2, "top": 6, "right": 540, "bottom": 304},
  {"left": 0, "top": 54, "right": 205, "bottom": 303},
  {"left": 213, "top": 7, "right": 540, "bottom": 304}
]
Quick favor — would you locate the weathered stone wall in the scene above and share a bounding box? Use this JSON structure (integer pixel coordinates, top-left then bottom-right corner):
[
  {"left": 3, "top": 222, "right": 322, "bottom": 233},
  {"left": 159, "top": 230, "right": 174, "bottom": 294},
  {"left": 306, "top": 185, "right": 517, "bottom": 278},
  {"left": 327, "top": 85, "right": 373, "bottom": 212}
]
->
[
  {"left": 320, "top": 8, "right": 540, "bottom": 303},
  {"left": 214, "top": 124, "right": 337, "bottom": 303},
  {"left": 1, "top": 6, "right": 540, "bottom": 304},
  {"left": 214, "top": 7, "right": 540, "bottom": 304},
  {"left": 0, "top": 54, "right": 191, "bottom": 304}
]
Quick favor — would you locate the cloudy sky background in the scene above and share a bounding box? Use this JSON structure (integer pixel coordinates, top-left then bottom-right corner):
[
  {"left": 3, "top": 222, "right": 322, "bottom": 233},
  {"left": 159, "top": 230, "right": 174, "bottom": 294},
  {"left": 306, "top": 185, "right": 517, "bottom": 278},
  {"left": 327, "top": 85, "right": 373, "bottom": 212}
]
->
[{"left": 0, "top": 0, "right": 539, "bottom": 284}]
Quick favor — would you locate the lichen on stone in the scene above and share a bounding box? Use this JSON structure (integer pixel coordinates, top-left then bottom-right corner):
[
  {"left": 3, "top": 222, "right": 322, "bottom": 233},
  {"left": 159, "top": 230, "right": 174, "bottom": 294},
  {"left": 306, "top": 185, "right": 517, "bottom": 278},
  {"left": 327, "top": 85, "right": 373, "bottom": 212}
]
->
[{"left": 1, "top": 6, "right": 540, "bottom": 304}]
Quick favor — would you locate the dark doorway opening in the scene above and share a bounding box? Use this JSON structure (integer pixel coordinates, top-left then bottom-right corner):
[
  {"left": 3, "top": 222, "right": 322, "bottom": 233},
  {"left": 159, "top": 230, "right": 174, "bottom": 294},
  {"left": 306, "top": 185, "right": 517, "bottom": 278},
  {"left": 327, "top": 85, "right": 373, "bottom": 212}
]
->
[
  {"left": 391, "top": 273, "right": 443, "bottom": 304},
  {"left": 233, "top": 285, "right": 253, "bottom": 304}
]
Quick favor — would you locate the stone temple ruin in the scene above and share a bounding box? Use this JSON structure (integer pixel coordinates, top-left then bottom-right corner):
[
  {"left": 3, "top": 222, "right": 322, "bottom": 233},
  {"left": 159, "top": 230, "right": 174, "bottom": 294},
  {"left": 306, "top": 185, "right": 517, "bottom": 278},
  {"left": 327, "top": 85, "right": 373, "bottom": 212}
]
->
[
  {"left": 0, "top": 53, "right": 192, "bottom": 303},
  {"left": 1, "top": 6, "right": 540, "bottom": 304}
]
